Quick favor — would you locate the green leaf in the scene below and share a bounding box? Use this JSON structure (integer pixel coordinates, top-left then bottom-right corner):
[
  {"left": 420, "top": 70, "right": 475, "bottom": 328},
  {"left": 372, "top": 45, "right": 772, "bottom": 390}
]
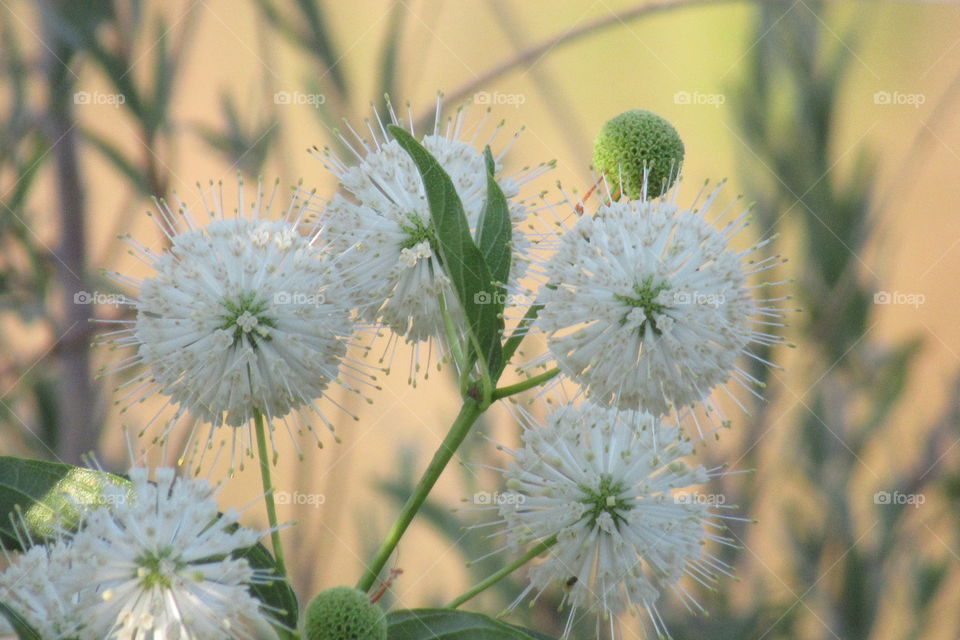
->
[
  {"left": 504, "top": 625, "right": 558, "bottom": 640},
  {"left": 0, "top": 601, "right": 41, "bottom": 640},
  {"left": 0, "top": 457, "right": 128, "bottom": 549},
  {"left": 475, "top": 147, "right": 512, "bottom": 294},
  {"left": 386, "top": 609, "right": 554, "bottom": 640},
  {"left": 388, "top": 125, "right": 503, "bottom": 374},
  {"left": 234, "top": 542, "right": 299, "bottom": 636}
]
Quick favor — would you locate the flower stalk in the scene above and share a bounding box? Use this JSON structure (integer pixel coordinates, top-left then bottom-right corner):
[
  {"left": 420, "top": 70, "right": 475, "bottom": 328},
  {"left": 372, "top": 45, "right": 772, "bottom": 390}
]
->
[
  {"left": 254, "top": 408, "right": 287, "bottom": 576},
  {"left": 356, "top": 399, "right": 486, "bottom": 592},
  {"left": 447, "top": 535, "right": 558, "bottom": 609}
]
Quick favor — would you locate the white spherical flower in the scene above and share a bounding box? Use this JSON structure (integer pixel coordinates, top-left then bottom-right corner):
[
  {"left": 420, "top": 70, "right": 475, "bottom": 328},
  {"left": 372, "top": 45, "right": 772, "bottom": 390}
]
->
[
  {"left": 495, "top": 402, "right": 730, "bottom": 638},
  {"left": 537, "top": 182, "right": 786, "bottom": 418},
  {"left": 103, "top": 179, "right": 363, "bottom": 467},
  {"left": 0, "top": 541, "right": 89, "bottom": 639},
  {"left": 72, "top": 468, "right": 275, "bottom": 640},
  {"left": 313, "top": 97, "right": 551, "bottom": 379}
]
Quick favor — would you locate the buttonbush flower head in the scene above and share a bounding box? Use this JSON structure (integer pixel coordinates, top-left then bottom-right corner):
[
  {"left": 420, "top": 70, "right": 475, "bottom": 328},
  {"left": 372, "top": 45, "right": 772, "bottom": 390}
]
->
[
  {"left": 312, "top": 96, "right": 551, "bottom": 382},
  {"left": 0, "top": 540, "right": 89, "bottom": 639},
  {"left": 536, "top": 180, "right": 787, "bottom": 422},
  {"left": 592, "top": 109, "right": 684, "bottom": 199},
  {"left": 493, "top": 402, "right": 731, "bottom": 639},
  {"left": 102, "top": 178, "right": 365, "bottom": 469},
  {"left": 70, "top": 467, "right": 275, "bottom": 640},
  {"left": 304, "top": 586, "right": 387, "bottom": 640}
]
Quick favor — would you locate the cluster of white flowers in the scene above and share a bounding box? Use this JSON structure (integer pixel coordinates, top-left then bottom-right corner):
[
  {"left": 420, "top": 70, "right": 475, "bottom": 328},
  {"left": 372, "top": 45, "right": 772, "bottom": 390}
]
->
[
  {"left": 0, "top": 469, "right": 274, "bottom": 640},
  {"left": 476, "top": 169, "right": 785, "bottom": 635},
  {"left": 13, "top": 97, "right": 782, "bottom": 640}
]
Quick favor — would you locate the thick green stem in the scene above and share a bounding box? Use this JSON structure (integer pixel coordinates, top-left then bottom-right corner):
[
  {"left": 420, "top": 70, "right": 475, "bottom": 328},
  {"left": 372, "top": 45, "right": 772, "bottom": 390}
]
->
[
  {"left": 254, "top": 409, "right": 287, "bottom": 576},
  {"left": 446, "top": 535, "right": 558, "bottom": 609},
  {"left": 492, "top": 367, "right": 560, "bottom": 400},
  {"left": 356, "top": 400, "right": 486, "bottom": 592}
]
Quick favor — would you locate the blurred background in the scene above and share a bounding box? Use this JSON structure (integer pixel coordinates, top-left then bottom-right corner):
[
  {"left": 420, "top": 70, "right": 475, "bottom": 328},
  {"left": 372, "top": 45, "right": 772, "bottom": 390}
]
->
[{"left": 2, "top": 0, "right": 959, "bottom": 638}]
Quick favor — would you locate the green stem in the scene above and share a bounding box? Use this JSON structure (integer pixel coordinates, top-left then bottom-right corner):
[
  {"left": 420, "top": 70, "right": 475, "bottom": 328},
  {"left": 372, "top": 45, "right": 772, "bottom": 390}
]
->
[
  {"left": 356, "top": 400, "right": 486, "bottom": 592},
  {"left": 492, "top": 367, "right": 561, "bottom": 400},
  {"left": 253, "top": 409, "right": 287, "bottom": 576},
  {"left": 446, "top": 535, "right": 558, "bottom": 609},
  {"left": 496, "top": 303, "right": 543, "bottom": 379},
  {"left": 438, "top": 292, "right": 467, "bottom": 377}
]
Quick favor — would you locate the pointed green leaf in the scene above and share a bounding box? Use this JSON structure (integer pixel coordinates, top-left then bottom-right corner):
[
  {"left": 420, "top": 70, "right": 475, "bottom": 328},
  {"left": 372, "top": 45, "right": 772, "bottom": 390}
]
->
[
  {"left": 388, "top": 125, "right": 503, "bottom": 374},
  {"left": 475, "top": 147, "right": 512, "bottom": 292},
  {"left": 386, "top": 609, "right": 555, "bottom": 640},
  {"left": 0, "top": 601, "right": 41, "bottom": 640}
]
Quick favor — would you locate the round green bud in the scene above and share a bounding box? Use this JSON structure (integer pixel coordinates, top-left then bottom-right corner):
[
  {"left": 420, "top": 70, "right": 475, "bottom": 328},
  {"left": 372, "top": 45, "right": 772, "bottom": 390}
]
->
[
  {"left": 304, "top": 586, "right": 387, "bottom": 640},
  {"left": 592, "top": 109, "right": 684, "bottom": 199}
]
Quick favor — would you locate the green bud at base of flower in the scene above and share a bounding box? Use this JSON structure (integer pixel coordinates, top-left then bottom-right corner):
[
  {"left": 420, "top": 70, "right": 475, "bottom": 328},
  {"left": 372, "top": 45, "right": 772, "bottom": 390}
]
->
[
  {"left": 304, "top": 586, "right": 387, "bottom": 640},
  {"left": 592, "top": 109, "right": 684, "bottom": 200}
]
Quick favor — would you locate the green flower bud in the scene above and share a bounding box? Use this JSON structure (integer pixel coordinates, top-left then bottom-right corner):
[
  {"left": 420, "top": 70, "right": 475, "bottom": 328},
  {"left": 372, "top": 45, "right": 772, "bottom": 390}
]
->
[
  {"left": 592, "top": 109, "right": 684, "bottom": 199},
  {"left": 304, "top": 586, "right": 387, "bottom": 640}
]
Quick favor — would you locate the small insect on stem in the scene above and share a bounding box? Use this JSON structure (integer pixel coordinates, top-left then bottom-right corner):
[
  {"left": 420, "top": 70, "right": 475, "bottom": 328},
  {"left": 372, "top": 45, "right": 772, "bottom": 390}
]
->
[
  {"left": 574, "top": 177, "right": 603, "bottom": 215},
  {"left": 369, "top": 568, "right": 404, "bottom": 604},
  {"left": 564, "top": 576, "right": 578, "bottom": 589},
  {"left": 574, "top": 178, "right": 620, "bottom": 215}
]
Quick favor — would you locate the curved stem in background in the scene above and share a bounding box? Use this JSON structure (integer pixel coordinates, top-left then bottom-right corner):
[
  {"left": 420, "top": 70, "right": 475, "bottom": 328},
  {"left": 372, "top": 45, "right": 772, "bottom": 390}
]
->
[
  {"left": 254, "top": 409, "right": 287, "bottom": 576},
  {"left": 40, "top": 0, "right": 97, "bottom": 466},
  {"left": 446, "top": 535, "right": 558, "bottom": 610},
  {"left": 417, "top": 0, "right": 726, "bottom": 129},
  {"left": 356, "top": 400, "right": 486, "bottom": 592}
]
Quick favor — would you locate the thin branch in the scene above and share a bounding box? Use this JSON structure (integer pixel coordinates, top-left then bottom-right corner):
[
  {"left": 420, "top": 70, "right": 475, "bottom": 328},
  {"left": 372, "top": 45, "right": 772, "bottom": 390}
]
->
[{"left": 421, "top": 0, "right": 727, "bottom": 125}]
